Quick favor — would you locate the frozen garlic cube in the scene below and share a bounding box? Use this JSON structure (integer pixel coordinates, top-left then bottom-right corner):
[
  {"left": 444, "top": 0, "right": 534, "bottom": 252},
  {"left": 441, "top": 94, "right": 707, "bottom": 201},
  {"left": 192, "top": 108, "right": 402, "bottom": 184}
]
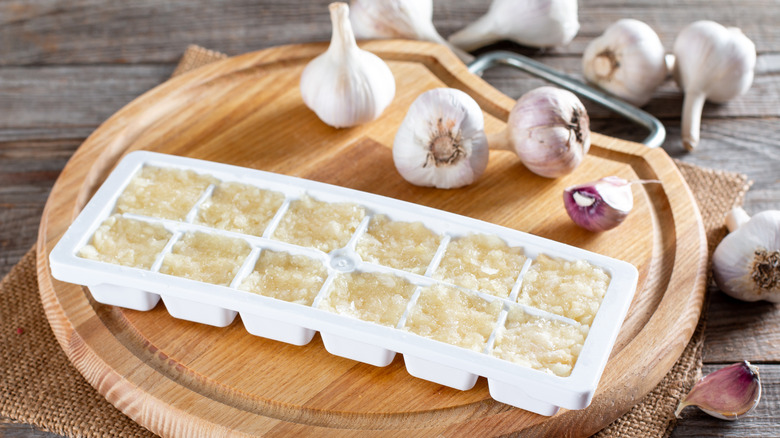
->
[
  {"left": 491, "top": 306, "right": 588, "bottom": 377},
  {"left": 404, "top": 284, "right": 502, "bottom": 352},
  {"left": 517, "top": 254, "right": 610, "bottom": 326},
  {"left": 115, "top": 166, "right": 216, "bottom": 220},
  {"left": 78, "top": 215, "right": 171, "bottom": 269},
  {"left": 272, "top": 195, "right": 365, "bottom": 253},
  {"left": 355, "top": 215, "right": 441, "bottom": 274},
  {"left": 160, "top": 232, "right": 251, "bottom": 286},
  {"left": 196, "top": 181, "right": 284, "bottom": 236},
  {"left": 434, "top": 234, "right": 526, "bottom": 298},
  {"left": 319, "top": 272, "right": 417, "bottom": 327},
  {"left": 239, "top": 250, "right": 327, "bottom": 305}
]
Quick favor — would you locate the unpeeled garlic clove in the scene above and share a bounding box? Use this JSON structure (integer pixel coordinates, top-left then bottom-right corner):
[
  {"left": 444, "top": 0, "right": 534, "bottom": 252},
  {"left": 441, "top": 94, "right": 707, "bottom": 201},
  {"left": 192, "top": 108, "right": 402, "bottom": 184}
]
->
[
  {"left": 563, "top": 176, "right": 633, "bottom": 232},
  {"left": 673, "top": 21, "right": 756, "bottom": 151},
  {"left": 676, "top": 361, "right": 761, "bottom": 420},
  {"left": 582, "top": 19, "right": 667, "bottom": 107},
  {"left": 349, "top": 0, "right": 473, "bottom": 62},
  {"left": 448, "top": 0, "right": 579, "bottom": 51},
  {"left": 300, "top": 2, "right": 396, "bottom": 128}
]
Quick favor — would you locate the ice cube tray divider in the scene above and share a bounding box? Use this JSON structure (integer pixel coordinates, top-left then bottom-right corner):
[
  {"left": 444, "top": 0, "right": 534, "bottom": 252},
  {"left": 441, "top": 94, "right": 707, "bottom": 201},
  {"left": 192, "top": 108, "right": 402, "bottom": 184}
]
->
[{"left": 49, "top": 150, "right": 639, "bottom": 416}]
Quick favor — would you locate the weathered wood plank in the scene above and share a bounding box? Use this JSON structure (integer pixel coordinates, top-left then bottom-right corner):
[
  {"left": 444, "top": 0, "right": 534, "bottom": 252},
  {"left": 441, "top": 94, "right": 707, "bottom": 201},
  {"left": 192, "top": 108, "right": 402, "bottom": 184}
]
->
[
  {"left": 1, "top": 0, "right": 778, "bottom": 66},
  {"left": 0, "top": 420, "right": 62, "bottom": 438},
  {"left": 670, "top": 364, "right": 780, "bottom": 437},
  {"left": 0, "top": 138, "right": 77, "bottom": 278},
  {"left": 704, "top": 289, "right": 780, "bottom": 363},
  {"left": 0, "top": 65, "right": 172, "bottom": 129}
]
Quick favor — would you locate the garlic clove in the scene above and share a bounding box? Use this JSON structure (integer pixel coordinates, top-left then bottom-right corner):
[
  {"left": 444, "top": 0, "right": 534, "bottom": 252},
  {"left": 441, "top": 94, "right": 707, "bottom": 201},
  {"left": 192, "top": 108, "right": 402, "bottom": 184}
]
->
[
  {"left": 300, "top": 2, "right": 396, "bottom": 128},
  {"left": 489, "top": 86, "right": 590, "bottom": 178},
  {"left": 349, "top": 0, "right": 473, "bottom": 62},
  {"left": 563, "top": 176, "right": 633, "bottom": 232},
  {"left": 712, "top": 208, "right": 780, "bottom": 303},
  {"left": 672, "top": 21, "right": 756, "bottom": 151},
  {"left": 675, "top": 361, "right": 761, "bottom": 420},
  {"left": 582, "top": 19, "right": 667, "bottom": 107},
  {"left": 448, "top": 0, "right": 579, "bottom": 51},
  {"left": 392, "top": 88, "right": 489, "bottom": 189}
]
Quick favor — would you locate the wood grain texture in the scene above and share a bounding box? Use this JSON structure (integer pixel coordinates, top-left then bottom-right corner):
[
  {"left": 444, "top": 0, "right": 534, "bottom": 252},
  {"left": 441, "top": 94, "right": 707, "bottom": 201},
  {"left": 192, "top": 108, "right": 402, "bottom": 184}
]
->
[
  {"left": 34, "top": 40, "right": 708, "bottom": 437},
  {"left": 2, "top": 0, "right": 779, "bottom": 436}
]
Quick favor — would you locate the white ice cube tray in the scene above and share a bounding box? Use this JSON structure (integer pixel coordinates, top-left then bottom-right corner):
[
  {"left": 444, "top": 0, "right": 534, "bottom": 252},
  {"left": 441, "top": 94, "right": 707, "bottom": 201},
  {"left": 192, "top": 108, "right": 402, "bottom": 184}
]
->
[{"left": 50, "top": 151, "right": 638, "bottom": 416}]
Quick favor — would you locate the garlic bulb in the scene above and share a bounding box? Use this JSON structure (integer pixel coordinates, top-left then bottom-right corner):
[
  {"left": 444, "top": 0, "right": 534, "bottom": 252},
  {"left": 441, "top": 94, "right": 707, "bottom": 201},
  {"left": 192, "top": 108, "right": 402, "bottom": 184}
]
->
[
  {"left": 673, "top": 21, "right": 756, "bottom": 150},
  {"left": 300, "top": 2, "right": 396, "bottom": 128},
  {"left": 489, "top": 86, "right": 590, "bottom": 178},
  {"left": 393, "top": 88, "right": 489, "bottom": 189},
  {"left": 349, "top": 0, "right": 473, "bottom": 62},
  {"left": 582, "top": 19, "right": 667, "bottom": 107},
  {"left": 448, "top": 0, "right": 579, "bottom": 51},
  {"left": 676, "top": 361, "right": 761, "bottom": 420},
  {"left": 712, "top": 208, "right": 780, "bottom": 303}
]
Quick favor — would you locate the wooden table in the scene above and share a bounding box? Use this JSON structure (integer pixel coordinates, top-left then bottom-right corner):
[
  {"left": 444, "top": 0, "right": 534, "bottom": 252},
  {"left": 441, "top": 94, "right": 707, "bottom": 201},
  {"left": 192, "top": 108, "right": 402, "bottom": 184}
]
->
[{"left": 1, "top": 1, "right": 777, "bottom": 436}]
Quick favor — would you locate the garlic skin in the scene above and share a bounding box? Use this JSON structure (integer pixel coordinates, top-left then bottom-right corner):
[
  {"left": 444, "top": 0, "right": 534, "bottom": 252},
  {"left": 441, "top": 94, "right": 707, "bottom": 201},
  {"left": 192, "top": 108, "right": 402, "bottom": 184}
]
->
[
  {"left": 448, "top": 0, "right": 579, "bottom": 51},
  {"left": 563, "top": 177, "right": 633, "bottom": 232},
  {"left": 582, "top": 19, "right": 667, "bottom": 107},
  {"left": 490, "top": 86, "right": 590, "bottom": 178},
  {"left": 300, "top": 2, "right": 396, "bottom": 128},
  {"left": 676, "top": 361, "right": 761, "bottom": 420},
  {"left": 673, "top": 21, "right": 756, "bottom": 151},
  {"left": 393, "top": 88, "right": 489, "bottom": 189},
  {"left": 349, "top": 0, "right": 473, "bottom": 62},
  {"left": 712, "top": 208, "right": 780, "bottom": 303}
]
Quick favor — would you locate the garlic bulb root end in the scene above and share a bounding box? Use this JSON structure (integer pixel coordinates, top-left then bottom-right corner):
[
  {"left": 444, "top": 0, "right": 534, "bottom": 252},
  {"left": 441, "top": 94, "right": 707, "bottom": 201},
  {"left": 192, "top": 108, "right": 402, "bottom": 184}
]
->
[
  {"left": 393, "top": 88, "right": 488, "bottom": 189},
  {"left": 582, "top": 19, "right": 667, "bottom": 107}
]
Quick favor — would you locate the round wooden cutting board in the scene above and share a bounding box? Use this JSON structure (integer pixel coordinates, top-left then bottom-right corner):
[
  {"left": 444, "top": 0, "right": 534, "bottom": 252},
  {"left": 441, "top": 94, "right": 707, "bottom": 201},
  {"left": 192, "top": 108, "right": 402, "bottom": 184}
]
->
[{"left": 36, "top": 40, "right": 707, "bottom": 437}]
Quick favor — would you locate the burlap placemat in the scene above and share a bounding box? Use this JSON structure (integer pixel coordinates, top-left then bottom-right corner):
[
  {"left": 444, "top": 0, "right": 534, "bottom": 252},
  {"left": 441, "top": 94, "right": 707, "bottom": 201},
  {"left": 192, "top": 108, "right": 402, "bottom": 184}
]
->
[{"left": 0, "top": 45, "right": 751, "bottom": 437}]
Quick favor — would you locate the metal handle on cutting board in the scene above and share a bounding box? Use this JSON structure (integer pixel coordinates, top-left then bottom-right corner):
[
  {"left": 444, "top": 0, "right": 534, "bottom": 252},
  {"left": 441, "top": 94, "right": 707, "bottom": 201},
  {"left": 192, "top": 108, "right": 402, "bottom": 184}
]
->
[{"left": 467, "top": 51, "right": 666, "bottom": 149}]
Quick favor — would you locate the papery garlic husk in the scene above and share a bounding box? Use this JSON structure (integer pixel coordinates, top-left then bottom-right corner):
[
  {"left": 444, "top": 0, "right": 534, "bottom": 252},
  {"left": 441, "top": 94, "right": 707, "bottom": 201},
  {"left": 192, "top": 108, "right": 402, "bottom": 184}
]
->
[
  {"left": 349, "top": 0, "right": 473, "bottom": 62},
  {"left": 393, "top": 88, "right": 489, "bottom": 189},
  {"left": 673, "top": 21, "right": 756, "bottom": 151},
  {"left": 300, "top": 2, "right": 396, "bottom": 128},
  {"left": 582, "top": 19, "right": 667, "bottom": 107},
  {"left": 490, "top": 86, "right": 590, "bottom": 178},
  {"left": 448, "top": 0, "right": 579, "bottom": 51},
  {"left": 675, "top": 361, "right": 761, "bottom": 420},
  {"left": 563, "top": 176, "right": 633, "bottom": 232},
  {"left": 712, "top": 208, "right": 780, "bottom": 303}
]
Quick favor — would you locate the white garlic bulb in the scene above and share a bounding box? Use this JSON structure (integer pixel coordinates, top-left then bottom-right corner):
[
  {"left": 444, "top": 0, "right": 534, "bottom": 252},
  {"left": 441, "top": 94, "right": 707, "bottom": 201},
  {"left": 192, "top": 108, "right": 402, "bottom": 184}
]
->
[
  {"left": 582, "top": 19, "right": 667, "bottom": 107},
  {"left": 349, "top": 0, "right": 473, "bottom": 62},
  {"left": 712, "top": 208, "right": 780, "bottom": 303},
  {"left": 673, "top": 21, "right": 756, "bottom": 151},
  {"left": 489, "top": 86, "right": 590, "bottom": 178},
  {"left": 300, "top": 2, "right": 396, "bottom": 128},
  {"left": 393, "top": 88, "right": 489, "bottom": 189},
  {"left": 448, "top": 0, "right": 579, "bottom": 51}
]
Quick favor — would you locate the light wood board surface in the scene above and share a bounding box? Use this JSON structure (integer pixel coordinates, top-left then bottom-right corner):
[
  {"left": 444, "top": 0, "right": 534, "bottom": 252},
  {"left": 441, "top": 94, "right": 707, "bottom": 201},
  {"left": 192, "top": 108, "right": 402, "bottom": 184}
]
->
[{"left": 35, "top": 40, "right": 707, "bottom": 437}]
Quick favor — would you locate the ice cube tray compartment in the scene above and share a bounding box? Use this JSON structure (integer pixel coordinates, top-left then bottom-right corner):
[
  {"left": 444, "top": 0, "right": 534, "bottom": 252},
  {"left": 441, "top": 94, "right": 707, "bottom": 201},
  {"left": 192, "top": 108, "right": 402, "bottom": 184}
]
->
[{"left": 49, "top": 151, "right": 639, "bottom": 415}]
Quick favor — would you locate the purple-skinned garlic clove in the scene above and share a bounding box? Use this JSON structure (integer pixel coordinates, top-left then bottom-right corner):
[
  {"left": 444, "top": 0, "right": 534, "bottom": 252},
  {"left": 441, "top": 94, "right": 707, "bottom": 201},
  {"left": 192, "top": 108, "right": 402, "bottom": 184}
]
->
[
  {"left": 563, "top": 176, "right": 633, "bottom": 232},
  {"left": 675, "top": 361, "right": 761, "bottom": 420}
]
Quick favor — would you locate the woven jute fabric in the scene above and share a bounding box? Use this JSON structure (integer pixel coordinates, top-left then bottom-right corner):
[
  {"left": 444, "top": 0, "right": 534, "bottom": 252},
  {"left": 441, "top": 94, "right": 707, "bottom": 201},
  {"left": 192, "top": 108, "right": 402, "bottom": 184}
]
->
[{"left": 0, "top": 45, "right": 751, "bottom": 437}]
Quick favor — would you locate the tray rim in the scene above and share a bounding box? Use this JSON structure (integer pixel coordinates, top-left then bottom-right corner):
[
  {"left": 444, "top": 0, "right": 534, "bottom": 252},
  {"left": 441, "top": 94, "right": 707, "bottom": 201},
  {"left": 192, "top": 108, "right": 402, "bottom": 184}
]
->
[{"left": 36, "top": 40, "right": 708, "bottom": 437}]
